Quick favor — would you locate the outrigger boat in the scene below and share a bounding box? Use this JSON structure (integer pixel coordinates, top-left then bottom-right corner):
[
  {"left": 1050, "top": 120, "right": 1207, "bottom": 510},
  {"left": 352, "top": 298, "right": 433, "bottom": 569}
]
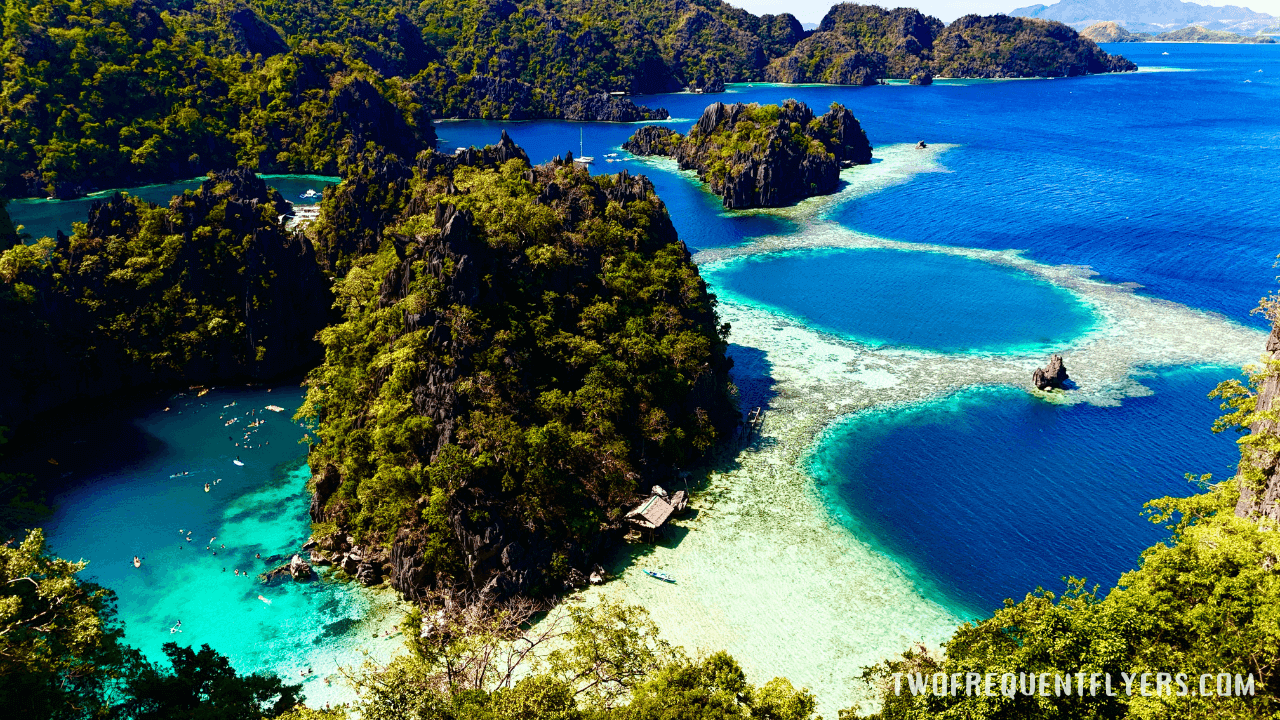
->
[{"left": 643, "top": 569, "right": 675, "bottom": 583}]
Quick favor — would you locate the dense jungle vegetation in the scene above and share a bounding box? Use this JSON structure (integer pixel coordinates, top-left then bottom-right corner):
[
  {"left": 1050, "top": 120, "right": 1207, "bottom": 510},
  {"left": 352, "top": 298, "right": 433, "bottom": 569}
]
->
[{"left": 300, "top": 141, "right": 738, "bottom": 596}]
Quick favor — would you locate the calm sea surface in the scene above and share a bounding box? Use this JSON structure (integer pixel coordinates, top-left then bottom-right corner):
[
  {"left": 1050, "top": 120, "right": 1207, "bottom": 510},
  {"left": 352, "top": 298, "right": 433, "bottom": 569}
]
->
[{"left": 10, "top": 42, "right": 1276, "bottom": 684}]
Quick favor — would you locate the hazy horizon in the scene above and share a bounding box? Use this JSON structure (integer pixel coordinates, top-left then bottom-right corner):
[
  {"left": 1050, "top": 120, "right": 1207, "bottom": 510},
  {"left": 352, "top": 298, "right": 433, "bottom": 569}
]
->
[{"left": 726, "top": 0, "right": 1280, "bottom": 26}]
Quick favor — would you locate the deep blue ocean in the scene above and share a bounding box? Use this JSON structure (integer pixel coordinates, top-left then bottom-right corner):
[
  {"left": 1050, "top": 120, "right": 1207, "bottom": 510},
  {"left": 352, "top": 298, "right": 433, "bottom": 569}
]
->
[{"left": 8, "top": 42, "right": 1276, "bottom": 683}]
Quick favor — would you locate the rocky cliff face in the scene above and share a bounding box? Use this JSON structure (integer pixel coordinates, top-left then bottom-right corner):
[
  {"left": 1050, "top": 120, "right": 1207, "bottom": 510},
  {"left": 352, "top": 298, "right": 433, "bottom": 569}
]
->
[
  {"left": 313, "top": 131, "right": 529, "bottom": 273},
  {"left": 623, "top": 100, "right": 873, "bottom": 209},
  {"left": 1234, "top": 325, "right": 1280, "bottom": 523},
  {"left": 227, "top": 7, "right": 287, "bottom": 57}
]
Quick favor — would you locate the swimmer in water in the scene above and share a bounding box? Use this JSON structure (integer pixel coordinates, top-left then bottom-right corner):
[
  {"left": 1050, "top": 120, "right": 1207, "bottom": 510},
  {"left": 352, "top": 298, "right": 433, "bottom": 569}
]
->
[
  {"left": 133, "top": 556, "right": 141, "bottom": 568},
  {"left": 255, "top": 553, "right": 260, "bottom": 558}
]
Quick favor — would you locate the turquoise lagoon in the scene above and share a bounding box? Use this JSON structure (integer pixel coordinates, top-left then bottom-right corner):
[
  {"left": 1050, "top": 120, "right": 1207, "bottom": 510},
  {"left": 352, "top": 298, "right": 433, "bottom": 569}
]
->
[
  {"left": 38, "top": 386, "right": 405, "bottom": 706},
  {"left": 705, "top": 247, "right": 1095, "bottom": 353},
  {"left": 10, "top": 43, "right": 1280, "bottom": 704}
]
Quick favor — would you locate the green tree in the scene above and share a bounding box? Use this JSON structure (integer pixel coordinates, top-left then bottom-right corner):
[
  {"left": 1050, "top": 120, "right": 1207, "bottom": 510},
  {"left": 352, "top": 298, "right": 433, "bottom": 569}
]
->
[
  {"left": 0, "top": 528, "right": 126, "bottom": 719},
  {"left": 115, "top": 642, "right": 303, "bottom": 719}
]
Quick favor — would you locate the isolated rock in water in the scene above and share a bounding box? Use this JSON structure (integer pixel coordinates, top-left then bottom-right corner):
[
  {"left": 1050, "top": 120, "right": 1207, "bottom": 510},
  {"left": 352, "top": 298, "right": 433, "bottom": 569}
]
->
[
  {"left": 260, "top": 554, "right": 313, "bottom": 584},
  {"left": 289, "top": 554, "right": 314, "bottom": 581},
  {"left": 1032, "top": 354, "right": 1069, "bottom": 390}
]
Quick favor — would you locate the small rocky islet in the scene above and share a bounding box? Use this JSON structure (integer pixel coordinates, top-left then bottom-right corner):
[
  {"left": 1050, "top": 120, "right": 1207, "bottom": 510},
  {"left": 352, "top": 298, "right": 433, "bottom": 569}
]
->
[{"left": 624, "top": 99, "right": 874, "bottom": 209}]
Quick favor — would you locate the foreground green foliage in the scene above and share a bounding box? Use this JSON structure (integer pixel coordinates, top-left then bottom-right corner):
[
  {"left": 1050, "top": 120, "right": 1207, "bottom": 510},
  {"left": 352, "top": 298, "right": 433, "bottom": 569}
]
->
[
  {"left": 0, "top": 528, "right": 126, "bottom": 718},
  {"left": 117, "top": 642, "right": 304, "bottom": 719},
  {"left": 353, "top": 598, "right": 817, "bottom": 720},
  {"left": 1, "top": 529, "right": 301, "bottom": 719},
  {"left": 302, "top": 146, "right": 736, "bottom": 589}
]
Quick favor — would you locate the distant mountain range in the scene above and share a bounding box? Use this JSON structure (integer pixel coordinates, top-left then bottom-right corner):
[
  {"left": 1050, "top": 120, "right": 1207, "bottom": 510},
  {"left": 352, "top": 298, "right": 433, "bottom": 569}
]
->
[
  {"left": 1011, "top": 0, "right": 1275, "bottom": 34},
  {"left": 1080, "top": 20, "right": 1276, "bottom": 42}
]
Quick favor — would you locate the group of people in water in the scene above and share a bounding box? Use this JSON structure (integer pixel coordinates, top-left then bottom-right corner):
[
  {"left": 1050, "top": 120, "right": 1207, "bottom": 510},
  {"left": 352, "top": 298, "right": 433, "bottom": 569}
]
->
[
  {"left": 222, "top": 406, "right": 272, "bottom": 451},
  {"left": 142, "top": 391, "right": 352, "bottom": 681}
]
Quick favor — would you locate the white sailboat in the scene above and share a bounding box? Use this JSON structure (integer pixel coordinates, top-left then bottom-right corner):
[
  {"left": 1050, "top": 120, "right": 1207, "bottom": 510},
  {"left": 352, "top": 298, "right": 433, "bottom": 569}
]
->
[{"left": 574, "top": 127, "right": 593, "bottom": 165}]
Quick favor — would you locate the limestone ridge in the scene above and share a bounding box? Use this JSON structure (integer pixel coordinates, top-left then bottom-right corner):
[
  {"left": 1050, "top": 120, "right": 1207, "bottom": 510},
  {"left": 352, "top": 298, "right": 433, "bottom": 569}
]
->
[
  {"left": 624, "top": 100, "right": 872, "bottom": 209},
  {"left": 562, "top": 92, "right": 670, "bottom": 122},
  {"left": 312, "top": 130, "right": 529, "bottom": 273},
  {"left": 1235, "top": 324, "right": 1280, "bottom": 523},
  {"left": 766, "top": 5, "right": 1135, "bottom": 83}
]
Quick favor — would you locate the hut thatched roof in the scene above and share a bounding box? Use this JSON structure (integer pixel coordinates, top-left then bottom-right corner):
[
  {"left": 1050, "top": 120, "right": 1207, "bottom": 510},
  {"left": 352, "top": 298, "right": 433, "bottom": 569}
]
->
[{"left": 627, "top": 494, "right": 674, "bottom": 529}]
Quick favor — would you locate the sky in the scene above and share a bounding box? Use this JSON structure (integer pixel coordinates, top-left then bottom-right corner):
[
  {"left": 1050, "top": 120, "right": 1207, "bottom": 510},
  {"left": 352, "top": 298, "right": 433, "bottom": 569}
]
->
[{"left": 726, "top": 0, "right": 1280, "bottom": 25}]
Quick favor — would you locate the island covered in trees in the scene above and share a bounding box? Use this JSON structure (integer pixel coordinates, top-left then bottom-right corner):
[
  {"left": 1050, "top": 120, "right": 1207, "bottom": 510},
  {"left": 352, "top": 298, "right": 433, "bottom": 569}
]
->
[
  {"left": 624, "top": 100, "right": 873, "bottom": 209},
  {"left": 300, "top": 136, "right": 739, "bottom": 602}
]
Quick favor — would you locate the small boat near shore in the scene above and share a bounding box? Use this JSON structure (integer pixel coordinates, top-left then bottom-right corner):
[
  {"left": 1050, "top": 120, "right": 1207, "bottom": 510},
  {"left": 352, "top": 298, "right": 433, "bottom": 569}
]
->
[{"left": 643, "top": 569, "right": 675, "bottom": 583}]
